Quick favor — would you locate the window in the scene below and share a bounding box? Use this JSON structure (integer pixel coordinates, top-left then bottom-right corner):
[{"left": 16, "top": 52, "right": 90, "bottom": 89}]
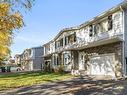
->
[
  {"left": 65, "top": 37, "right": 67, "bottom": 46},
  {"left": 68, "top": 35, "right": 73, "bottom": 44},
  {"left": 54, "top": 55, "right": 57, "bottom": 65},
  {"left": 55, "top": 42, "right": 57, "bottom": 49},
  {"left": 55, "top": 38, "right": 63, "bottom": 49},
  {"left": 56, "top": 56, "right": 59, "bottom": 65},
  {"left": 102, "top": 20, "right": 107, "bottom": 32},
  {"left": 60, "top": 38, "right": 63, "bottom": 47},
  {"left": 66, "top": 33, "right": 76, "bottom": 45},
  {"left": 74, "top": 32, "right": 76, "bottom": 42},
  {"left": 108, "top": 15, "right": 113, "bottom": 31},
  {"left": 93, "top": 25, "right": 97, "bottom": 35},
  {"left": 81, "top": 55, "right": 84, "bottom": 60}
]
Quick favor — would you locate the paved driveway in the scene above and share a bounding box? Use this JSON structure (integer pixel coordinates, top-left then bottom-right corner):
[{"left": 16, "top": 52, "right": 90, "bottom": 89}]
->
[{"left": 0, "top": 76, "right": 127, "bottom": 95}]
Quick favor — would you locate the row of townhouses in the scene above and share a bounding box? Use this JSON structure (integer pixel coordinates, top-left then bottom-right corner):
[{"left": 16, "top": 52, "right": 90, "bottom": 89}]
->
[
  {"left": 15, "top": 1, "right": 127, "bottom": 79},
  {"left": 15, "top": 47, "right": 43, "bottom": 71}
]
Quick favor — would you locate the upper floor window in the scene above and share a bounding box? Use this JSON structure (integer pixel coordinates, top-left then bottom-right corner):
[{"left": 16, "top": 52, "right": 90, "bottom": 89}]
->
[
  {"left": 60, "top": 38, "right": 63, "bottom": 47},
  {"left": 45, "top": 45, "right": 50, "bottom": 53},
  {"left": 55, "top": 38, "right": 63, "bottom": 49},
  {"left": 93, "top": 24, "right": 99, "bottom": 35},
  {"left": 65, "top": 32, "right": 76, "bottom": 45},
  {"left": 65, "top": 36, "right": 67, "bottom": 46},
  {"left": 94, "top": 23, "right": 104, "bottom": 33},
  {"left": 89, "top": 17, "right": 111, "bottom": 37},
  {"left": 68, "top": 33, "right": 76, "bottom": 44},
  {"left": 108, "top": 15, "right": 113, "bottom": 31}
]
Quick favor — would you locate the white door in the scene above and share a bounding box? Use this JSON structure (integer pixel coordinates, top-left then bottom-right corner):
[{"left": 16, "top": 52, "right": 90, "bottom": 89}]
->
[
  {"left": 90, "top": 54, "right": 115, "bottom": 76},
  {"left": 79, "top": 53, "right": 85, "bottom": 70},
  {"left": 30, "top": 61, "right": 33, "bottom": 71},
  {"left": 64, "top": 53, "right": 71, "bottom": 71}
]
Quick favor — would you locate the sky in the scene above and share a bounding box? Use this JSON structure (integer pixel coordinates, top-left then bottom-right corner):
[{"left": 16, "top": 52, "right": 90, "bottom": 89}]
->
[{"left": 10, "top": 0, "right": 124, "bottom": 57}]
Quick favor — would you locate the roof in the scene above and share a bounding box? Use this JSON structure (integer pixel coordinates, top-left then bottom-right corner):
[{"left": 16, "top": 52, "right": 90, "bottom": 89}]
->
[{"left": 43, "top": 1, "right": 127, "bottom": 46}]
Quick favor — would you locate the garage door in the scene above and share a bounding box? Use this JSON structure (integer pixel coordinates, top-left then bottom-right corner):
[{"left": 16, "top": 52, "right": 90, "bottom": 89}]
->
[{"left": 90, "top": 54, "right": 115, "bottom": 76}]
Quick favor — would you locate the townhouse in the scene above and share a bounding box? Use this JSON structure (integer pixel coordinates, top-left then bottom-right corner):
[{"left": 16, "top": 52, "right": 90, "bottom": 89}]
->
[
  {"left": 43, "top": 1, "right": 127, "bottom": 78},
  {"left": 15, "top": 46, "right": 44, "bottom": 71}
]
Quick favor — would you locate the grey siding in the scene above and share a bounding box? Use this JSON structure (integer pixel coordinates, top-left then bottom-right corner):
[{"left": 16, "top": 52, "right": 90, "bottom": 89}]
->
[
  {"left": 33, "top": 58, "right": 43, "bottom": 70},
  {"left": 124, "top": 8, "right": 127, "bottom": 57},
  {"left": 32, "top": 47, "right": 44, "bottom": 71}
]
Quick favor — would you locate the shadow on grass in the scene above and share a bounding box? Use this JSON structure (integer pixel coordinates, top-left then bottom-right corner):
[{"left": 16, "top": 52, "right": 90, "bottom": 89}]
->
[{"left": 1, "top": 75, "right": 127, "bottom": 95}]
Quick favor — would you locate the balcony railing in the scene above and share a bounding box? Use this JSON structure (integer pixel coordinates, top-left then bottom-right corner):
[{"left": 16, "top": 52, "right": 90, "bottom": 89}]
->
[{"left": 88, "top": 29, "right": 122, "bottom": 42}]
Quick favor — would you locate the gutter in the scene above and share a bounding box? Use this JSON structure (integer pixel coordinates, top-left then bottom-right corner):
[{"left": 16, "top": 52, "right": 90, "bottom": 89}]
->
[{"left": 120, "top": 5, "right": 126, "bottom": 76}]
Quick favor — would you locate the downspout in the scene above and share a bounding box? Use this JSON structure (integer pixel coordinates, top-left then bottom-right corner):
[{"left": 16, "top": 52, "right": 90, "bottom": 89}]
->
[{"left": 120, "top": 5, "right": 126, "bottom": 77}]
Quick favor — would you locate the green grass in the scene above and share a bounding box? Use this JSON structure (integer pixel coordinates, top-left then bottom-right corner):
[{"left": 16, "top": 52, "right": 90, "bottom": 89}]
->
[{"left": 0, "top": 71, "right": 73, "bottom": 91}]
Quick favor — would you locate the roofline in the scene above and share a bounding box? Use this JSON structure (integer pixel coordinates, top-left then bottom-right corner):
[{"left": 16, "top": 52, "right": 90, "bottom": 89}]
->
[
  {"left": 43, "top": 1, "right": 127, "bottom": 46},
  {"left": 31, "top": 46, "right": 43, "bottom": 49}
]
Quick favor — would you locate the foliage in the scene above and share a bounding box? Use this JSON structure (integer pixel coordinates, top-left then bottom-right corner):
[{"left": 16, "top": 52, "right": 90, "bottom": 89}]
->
[
  {"left": 53, "top": 64, "right": 65, "bottom": 74},
  {"left": 0, "top": 71, "right": 72, "bottom": 91},
  {"left": 0, "top": 0, "right": 34, "bottom": 63},
  {"left": 0, "top": 3, "right": 23, "bottom": 63},
  {"left": 0, "top": 0, "right": 35, "bottom": 11}
]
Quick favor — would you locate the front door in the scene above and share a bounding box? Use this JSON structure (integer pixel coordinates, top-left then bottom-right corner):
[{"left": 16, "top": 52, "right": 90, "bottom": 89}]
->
[
  {"left": 63, "top": 52, "right": 71, "bottom": 71},
  {"left": 79, "top": 53, "right": 85, "bottom": 70}
]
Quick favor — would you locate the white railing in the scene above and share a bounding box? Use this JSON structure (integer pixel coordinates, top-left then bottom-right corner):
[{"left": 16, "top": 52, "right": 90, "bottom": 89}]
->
[{"left": 87, "top": 30, "right": 123, "bottom": 44}]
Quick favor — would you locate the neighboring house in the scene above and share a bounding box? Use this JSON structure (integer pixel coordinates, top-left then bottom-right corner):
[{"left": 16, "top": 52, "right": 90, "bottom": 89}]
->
[
  {"left": 43, "top": 1, "right": 127, "bottom": 78},
  {"left": 15, "top": 46, "right": 44, "bottom": 71},
  {"left": 14, "top": 54, "right": 22, "bottom": 66},
  {"left": 8, "top": 59, "right": 15, "bottom": 64}
]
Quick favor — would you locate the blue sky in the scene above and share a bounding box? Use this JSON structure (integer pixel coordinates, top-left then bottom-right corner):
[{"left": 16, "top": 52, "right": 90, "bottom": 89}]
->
[{"left": 11, "top": 0, "right": 123, "bottom": 57}]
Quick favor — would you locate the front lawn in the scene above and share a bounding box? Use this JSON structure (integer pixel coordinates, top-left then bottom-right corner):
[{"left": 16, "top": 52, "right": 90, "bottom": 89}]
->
[{"left": 0, "top": 71, "right": 72, "bottom": 91}]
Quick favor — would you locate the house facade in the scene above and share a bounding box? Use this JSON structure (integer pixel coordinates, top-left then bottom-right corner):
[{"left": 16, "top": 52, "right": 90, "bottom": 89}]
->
[
  {"left": 43, "top": 1, "right": 127, "bottom": 78},
  {"left": 14, "top": 54, "right": 22, "bottom": 66},
  {"left": 15, "top": 46, "right": 44, "bottom": 71}
]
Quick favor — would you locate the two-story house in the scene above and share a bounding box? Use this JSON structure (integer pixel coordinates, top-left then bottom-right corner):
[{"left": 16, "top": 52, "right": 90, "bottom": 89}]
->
[
  {"left": 43, "top": 1, "right": 127, "bottom": 78},
  {"left": 15, "top": 46, "right": 44, "bottom": 71},
  {"left": 14, "top": 54, "right": 22, "bottom": 66}
]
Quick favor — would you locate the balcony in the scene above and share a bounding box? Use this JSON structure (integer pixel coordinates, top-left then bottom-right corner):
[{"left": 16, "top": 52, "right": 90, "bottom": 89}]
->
[{"left": 88, "top": 29, "right": 123, "bottom": 43}]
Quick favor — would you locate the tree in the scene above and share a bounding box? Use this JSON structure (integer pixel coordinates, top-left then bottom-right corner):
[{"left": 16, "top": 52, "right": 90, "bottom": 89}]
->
[{"left": 0, "top": 0, "right": 34, "bottom": 65}]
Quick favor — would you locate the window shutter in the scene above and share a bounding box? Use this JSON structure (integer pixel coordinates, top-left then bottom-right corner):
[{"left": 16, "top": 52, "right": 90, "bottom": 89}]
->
[
  {"left": 89, "top": 25, "right": 93, "bottom": 37},
  {"left": 65, "top": 37, "right": 67, "bottom": 45},
  {"left": 108, "top": 15, "right": 113, "bottom": 31},
  {"left": 74, "top": 32, "right": 76, "bottom": 42}
]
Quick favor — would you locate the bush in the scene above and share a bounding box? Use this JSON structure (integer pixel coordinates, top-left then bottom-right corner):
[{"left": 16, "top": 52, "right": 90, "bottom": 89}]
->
[{"left": 53, "top": 64, "right": 65, "bottom": 74}]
